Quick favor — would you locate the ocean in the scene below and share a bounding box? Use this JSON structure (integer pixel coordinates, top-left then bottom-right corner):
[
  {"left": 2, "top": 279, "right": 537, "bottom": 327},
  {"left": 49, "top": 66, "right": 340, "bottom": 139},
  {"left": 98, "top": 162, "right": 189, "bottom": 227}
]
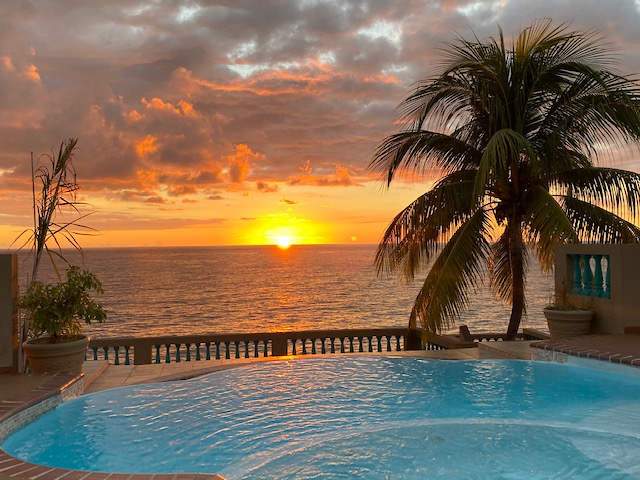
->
[{"left": 17, "top": 244, "right": 553, "bottom": 339}]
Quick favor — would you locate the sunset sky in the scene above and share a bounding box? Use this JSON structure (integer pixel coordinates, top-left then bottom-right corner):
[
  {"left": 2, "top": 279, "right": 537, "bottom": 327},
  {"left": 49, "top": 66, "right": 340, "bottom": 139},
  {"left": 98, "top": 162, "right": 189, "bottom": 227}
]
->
[{"left": 2, "top": 0, "right": 640, "bottom": 248}]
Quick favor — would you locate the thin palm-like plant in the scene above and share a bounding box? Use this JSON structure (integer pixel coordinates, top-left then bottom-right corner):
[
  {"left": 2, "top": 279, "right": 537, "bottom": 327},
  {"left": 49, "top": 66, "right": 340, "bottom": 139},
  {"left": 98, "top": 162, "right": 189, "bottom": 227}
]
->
[
  {"left": 371, "top": 20, "right": 640, "bottom": 343},
  {"left": 13, "top": 138, "right": 96, "bottom": 282}
]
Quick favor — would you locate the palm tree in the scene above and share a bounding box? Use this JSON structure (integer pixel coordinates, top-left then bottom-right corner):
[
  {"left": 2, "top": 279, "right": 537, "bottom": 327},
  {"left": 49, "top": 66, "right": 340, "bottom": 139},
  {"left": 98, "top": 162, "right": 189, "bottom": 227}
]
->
[{"left": 370, "top": 20, "right": 640, "bottom": 343}]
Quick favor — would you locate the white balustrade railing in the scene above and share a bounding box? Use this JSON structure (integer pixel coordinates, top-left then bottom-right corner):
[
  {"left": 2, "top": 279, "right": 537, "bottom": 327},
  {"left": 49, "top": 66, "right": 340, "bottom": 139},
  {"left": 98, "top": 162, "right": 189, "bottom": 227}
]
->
[{"left": 569, "top": 253, "right": 610, "bottom": 299}]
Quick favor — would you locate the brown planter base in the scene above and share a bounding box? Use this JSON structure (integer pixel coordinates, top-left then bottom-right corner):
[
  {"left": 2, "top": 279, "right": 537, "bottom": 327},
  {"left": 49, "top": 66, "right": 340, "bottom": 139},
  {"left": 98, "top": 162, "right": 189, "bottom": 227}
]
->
[
  {"left": 543, "top": 308, "right": 594, "bottom": 340},
  {"left": 23, "top": 335, "right": 88, "bottom": 374}
]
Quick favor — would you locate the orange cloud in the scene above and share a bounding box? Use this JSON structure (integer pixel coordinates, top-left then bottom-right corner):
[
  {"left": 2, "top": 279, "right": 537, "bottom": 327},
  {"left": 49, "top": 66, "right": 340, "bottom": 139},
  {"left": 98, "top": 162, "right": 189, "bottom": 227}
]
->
[
  {"left": 135, "top": 135, "right": 158, "bottom": 157},
  {"left": 126, "top": 110, "right": 143, "bottom": 122},
  {"left": 288, "top": 162, "right": 360, "bottom": 187},
  {"left": 227, "top": 144, "right": 264, "bottom": 183},
  {"left": 0, "top": 56, "right": 15, "bottom": 72},
  {"left": 141, "top": 97, "right": 195, "bottom": 116},
  {"left": 24, "top": 64, "right": 40, "bottom": 81},
  {"left": 256, "top": 181, "right": 279, "bottom": 193}
]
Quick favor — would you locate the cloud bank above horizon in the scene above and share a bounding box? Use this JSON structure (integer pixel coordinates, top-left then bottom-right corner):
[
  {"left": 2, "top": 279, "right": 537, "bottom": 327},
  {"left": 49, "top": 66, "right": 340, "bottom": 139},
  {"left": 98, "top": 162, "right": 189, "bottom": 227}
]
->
[{"left": 2, "top": 0, "right": 640, "bottom": 246}]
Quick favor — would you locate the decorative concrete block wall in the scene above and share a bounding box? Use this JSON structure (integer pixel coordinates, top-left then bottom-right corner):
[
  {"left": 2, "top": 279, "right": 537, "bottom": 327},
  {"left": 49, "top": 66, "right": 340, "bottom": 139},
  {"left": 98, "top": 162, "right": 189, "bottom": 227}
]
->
[{"left": 0, "top": 254, "right": 18, "bottom": 373}]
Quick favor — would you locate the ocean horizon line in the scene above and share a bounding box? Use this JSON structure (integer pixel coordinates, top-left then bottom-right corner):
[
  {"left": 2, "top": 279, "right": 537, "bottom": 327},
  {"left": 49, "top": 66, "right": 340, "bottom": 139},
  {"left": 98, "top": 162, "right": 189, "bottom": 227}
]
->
[{"left": 7, "top": 242, "right": 380, "bottom": 253}]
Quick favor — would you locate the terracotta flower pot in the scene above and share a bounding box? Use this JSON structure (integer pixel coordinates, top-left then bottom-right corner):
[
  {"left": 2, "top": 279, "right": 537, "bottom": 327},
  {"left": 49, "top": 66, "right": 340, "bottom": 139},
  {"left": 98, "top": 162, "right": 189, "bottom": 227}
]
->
[
  {"left": 543, "top": 308, "right": 594, "bottom": 340},
  {"left": 22, "top": 335, "right": 88, "bottom": 374}
]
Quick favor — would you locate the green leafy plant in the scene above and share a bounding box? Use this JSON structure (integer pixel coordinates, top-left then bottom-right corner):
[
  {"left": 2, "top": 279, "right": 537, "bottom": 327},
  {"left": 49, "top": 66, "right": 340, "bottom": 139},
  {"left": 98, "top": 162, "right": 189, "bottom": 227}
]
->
[{"left": 18, "top": 266, "right": 106, "bottom": 344}]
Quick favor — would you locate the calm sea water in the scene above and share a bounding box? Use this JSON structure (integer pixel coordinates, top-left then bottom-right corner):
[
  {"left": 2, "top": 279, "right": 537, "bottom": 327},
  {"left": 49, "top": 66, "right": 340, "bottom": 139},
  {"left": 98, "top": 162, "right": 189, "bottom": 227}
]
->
[{"left": 18, "top": 244, "right": 553, "bottom": 339}]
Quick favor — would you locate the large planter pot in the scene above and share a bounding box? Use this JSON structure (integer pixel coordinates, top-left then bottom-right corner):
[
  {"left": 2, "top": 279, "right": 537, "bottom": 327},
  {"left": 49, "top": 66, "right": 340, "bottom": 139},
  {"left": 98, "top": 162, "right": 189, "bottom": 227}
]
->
[
  {"left": 543, "top": 308, "right": 594, "bottom": 340},
  {"left": 22, "top": 335, "right": 88, "bottom": 374}
]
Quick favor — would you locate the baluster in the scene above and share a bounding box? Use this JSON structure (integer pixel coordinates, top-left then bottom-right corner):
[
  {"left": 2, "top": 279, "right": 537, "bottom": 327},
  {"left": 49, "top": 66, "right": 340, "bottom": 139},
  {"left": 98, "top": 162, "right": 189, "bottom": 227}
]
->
[
  {"left": 349, "top": 337, "right": 355, "bottom": 353},
  {"left": 124, "top": 346, "right": 131, "bottom": 365},
  {"left": 340, "top": 337, "right": 345, "bottom": 354},
  {"left": 175, "top": 344, "right": 181, "bottom": 363},
  {"left": 311, "top": 338, "right": 317, "bottom": 355},
  {"left": 215, "top": 342, "right": 221, "bottom": 360},
  {"left": 580, "top": 255, "right": 594, "bottom": 295},
  {"left": 264, "top": 341, "right": 269, "bottom": 357},
  {"left": 92, "top": 346, "right": 98, "bottom": 360},
  {"left": 386, "top": 336, "right": 392, "bottom": 351},
  {"left": 103, "top": 346, "right": 109, "bottom": 361},
  {"left": 113, "top": 346, "right": 120, "bottom": 365},
  {"left": 205, "top": 342, "right": 211, "bottom": 360},
  {"left": 396, "top": 336, "right": 401, "bottom": 351},
  {"left": 155, "top": 345, "right": 161, "bottom": 364},
  {"left": 359, "top": 337, "right": 364, "bottom": 353},
  {"left": 321, "top": 338, "right": 326, "bottom": 354},
  {"left": 593, "top": 254, "right": 604, "bottom": 297},
  {"left": 292, "top": 339, "right": 297, "bottom": 355},
  {"left": 165, "top": 344, "right": 171, "bottom": 363},
  {"left": 368, "top": 337, "right": 374, "bottom": 352},
  {"left": 571, "top": 254, "right": 582, "bottom": 294},
  {"left": 254, "top": 341, "right": 259, "bottom": 358},
  {"left": 377, "top": 336, "right": 383, "bottom": 352},
  {"left": 302, "top": 339, "right": 308, "bottom": 355},
  {"left": 185, "top": 343, "right": 191, "bottom": 361},
  {"left": 225, "top": 342, "right": 231, "bottom": 360},
  {"left": 244, "top": 341, "right": 250, "bottom": 358},
  {"left": 234, "top": 341, "right": 240, "bottom": 359},
  {"left": 603, "top": 255, "right": 611, "bottom": 299},
  {"left": 195, "top": 343, "right": 201, "bottom": 361}
]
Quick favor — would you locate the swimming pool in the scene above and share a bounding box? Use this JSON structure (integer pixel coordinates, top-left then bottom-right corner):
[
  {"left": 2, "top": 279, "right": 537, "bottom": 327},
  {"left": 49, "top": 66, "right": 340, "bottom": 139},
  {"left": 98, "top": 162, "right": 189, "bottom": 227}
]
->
[{"left": 3, "top": 357, "right": 640, "bottom": 479}]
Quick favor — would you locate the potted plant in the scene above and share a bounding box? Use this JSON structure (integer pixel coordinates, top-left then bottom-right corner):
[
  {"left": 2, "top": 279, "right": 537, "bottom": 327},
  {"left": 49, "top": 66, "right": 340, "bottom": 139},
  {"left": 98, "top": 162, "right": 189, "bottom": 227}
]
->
[
  {"left": 13, "top": 138, "right": 102, "bottom": 373},
  {"left": 19, "top": 266, "right": 106, "bottom": 374},
  {"left": 543, "top": 282, "right": 594, "bottom": 340}
]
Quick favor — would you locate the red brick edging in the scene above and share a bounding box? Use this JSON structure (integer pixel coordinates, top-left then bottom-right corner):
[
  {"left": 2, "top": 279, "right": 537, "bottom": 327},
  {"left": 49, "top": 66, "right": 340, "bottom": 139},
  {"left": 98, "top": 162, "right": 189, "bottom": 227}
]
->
[{"left": 531, "top": 337, "right": 640, "bottom": 367}]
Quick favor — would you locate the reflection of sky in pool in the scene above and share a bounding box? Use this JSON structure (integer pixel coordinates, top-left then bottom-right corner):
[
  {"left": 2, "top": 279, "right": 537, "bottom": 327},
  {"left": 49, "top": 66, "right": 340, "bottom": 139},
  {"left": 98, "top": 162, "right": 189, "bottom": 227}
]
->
[{"left": 4, "top": 357, "right": 640, "bottom": 479}]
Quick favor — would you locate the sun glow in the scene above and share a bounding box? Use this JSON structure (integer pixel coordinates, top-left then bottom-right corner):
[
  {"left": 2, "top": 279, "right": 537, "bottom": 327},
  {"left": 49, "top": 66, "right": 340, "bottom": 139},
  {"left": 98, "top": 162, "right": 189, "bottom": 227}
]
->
[{"left": 275, "top": 236, "right": 293, "bottom": 249}]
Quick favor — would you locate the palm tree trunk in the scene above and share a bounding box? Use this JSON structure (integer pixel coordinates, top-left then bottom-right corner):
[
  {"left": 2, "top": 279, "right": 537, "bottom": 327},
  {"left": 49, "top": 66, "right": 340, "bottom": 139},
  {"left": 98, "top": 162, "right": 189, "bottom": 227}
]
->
[{"left": 507, "top": 221, "right": 525, "bottom": 340}]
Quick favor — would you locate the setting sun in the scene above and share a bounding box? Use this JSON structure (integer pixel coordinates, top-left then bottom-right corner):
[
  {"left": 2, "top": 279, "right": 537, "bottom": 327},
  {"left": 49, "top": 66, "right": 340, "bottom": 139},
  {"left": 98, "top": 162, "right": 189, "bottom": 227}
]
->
[{"left": 276, "top": 236, "right": 292, "bottom": 249}]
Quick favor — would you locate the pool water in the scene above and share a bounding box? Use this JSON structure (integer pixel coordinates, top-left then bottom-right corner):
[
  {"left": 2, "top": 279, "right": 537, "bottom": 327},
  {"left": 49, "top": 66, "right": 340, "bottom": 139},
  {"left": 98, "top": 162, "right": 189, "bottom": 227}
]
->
[{"left": 3, "top": 357, "right": 640, "bottom": 479}]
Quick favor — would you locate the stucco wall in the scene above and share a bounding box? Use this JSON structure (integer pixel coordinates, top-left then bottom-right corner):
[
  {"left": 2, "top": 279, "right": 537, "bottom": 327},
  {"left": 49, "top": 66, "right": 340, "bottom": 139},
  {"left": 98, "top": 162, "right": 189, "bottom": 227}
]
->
[
  {"left": 555, "top": 244, "right": 640, "bottom": 334},
  {"left": 0, "top": 254, "right": 18, "bottom": 373}
]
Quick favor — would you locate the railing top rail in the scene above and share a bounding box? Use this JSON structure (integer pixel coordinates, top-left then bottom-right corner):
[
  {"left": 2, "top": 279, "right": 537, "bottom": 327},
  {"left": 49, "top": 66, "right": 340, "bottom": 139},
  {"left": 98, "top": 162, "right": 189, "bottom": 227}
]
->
[{"left": 88, "top": 327, "right": 410, "bottom": 347}]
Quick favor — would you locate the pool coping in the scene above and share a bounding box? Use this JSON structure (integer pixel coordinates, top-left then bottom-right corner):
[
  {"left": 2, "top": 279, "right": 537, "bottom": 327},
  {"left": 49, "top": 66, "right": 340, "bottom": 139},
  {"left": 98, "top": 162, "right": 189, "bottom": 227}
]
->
[
  {"left": 531, "top": 334, "right": 640, "bottom": 368},
  {"left": 0, "top": 373, "right": 84, "bottom": 442}
]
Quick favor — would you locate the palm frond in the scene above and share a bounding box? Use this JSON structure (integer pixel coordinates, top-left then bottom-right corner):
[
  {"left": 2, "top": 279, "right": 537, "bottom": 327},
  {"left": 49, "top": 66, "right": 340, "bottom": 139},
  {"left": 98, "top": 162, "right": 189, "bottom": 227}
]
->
[
  {"left": 522, "top": 186, "right": 578, "bottom": 271},
  {"left": 473, "top": 129, "right": 535, "bottom": 201},
  {"left": 409, "top": 208, "right": 491, "bottom": 333},
  {"left": 370, "top": 130, "right": 481, "bottom": 185},
  {"left": 553, "top": 167, "right": 640, "bottom": 221},
  {"left": 561, "top": 196, "right": 640, "bottom": 243},
  {"left": 375, "top": 175, "right": 476, "bottom": 281}
]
